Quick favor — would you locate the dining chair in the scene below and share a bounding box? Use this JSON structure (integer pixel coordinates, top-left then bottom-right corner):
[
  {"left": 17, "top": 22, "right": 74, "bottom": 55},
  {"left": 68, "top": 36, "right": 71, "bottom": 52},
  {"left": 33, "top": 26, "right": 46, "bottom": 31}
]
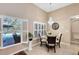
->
[
  {"left": 78, "top": 51, "right": 79, "bottom": 55},
  {"left": 39, "top": 34, "right": 47, "bottom": 46},
  {"left": 56, "top": 34, "right": 62, "bottom": 48},
  {"left": 46, "top": 36, "right": 56, "bottom": 53}
]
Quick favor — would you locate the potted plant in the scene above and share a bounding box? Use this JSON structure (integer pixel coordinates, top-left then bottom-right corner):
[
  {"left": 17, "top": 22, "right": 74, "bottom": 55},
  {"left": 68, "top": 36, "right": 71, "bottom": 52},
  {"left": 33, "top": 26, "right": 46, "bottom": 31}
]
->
[{"left": 28, "top": 32, "right": 33, "bottom": 41}]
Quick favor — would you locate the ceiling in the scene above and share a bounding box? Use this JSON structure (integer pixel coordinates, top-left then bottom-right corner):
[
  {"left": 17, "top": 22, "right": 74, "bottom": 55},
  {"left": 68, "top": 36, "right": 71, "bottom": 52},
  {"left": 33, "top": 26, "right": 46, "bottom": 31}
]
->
[{"left": 34, "top": 3, "right": 72, "bottom": 12}]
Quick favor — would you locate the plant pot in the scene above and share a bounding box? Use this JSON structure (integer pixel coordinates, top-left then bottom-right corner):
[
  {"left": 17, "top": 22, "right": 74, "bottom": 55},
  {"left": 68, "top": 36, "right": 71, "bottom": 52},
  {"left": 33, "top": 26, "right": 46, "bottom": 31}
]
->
[{"left": 29, "top": 38, "right": 32, "bottom": 41}]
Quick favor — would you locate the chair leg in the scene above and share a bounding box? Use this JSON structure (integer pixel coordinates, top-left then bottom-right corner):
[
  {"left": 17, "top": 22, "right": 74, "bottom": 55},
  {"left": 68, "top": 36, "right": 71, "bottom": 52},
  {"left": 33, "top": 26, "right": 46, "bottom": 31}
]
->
[
  {"left": 48, "top": 46, "right": 49, "bottom": 52},
  {"left": 78, "top": 51, "right": 79, "bottom": 55},
  {"left": 54, "top": 46, "right": 56, "bottom": 53},
  {"left": 59, "top": 44, "right": 61, "bottom": 48},
  {"left": 40, "top": 42, "right": 42, "bottom": 46}
]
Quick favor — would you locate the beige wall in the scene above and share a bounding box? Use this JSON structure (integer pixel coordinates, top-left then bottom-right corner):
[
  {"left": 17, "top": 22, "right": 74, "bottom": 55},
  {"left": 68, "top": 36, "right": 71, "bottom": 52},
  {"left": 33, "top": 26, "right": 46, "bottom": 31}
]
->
[
  {"left": 0, "top": 3, "right": 48, "bottom": 33},
  {"left": 48, "top": 3, "right": 79, "bottom": 44},
  {"left": 0, "top": 3, "right": 48, "bottom": 47}
]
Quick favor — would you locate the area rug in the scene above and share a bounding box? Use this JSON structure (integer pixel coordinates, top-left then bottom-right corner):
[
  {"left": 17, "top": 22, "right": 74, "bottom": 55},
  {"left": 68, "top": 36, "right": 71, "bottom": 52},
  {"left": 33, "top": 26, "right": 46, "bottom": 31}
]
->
[{"left": 14, "top": 51, "right": 27, "bottom": 55}]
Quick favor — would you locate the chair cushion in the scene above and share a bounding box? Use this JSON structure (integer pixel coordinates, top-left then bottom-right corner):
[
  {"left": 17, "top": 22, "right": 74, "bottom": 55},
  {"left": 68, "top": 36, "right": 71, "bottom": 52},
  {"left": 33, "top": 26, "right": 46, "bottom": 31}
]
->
[
  {"left": 46, "top": 41, "right": 55, "bottom": 46},
  {"left": 47, "top": 44, "right": 55, "bottom": 46},
  {"left": 41, "top": 39, "right": 47, "bottom": 41},
  {"left": 41, "top": 36, "right": 47, "bottom": 42},
  {"left": 41, "top": 36, "right": 47, "bottom": 39}
]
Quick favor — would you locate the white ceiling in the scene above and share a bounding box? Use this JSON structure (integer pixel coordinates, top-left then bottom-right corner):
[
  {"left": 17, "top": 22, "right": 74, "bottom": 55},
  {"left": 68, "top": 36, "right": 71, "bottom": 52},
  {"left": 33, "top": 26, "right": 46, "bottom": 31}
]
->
[{"left": 34, "top": 3, "right": 72, "bottom": 12}]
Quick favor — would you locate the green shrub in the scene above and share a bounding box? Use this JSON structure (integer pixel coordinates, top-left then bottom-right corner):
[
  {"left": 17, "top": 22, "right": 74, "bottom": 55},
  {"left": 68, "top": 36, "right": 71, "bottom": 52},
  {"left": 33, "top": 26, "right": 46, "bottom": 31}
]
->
[{"left": 28, "top": 32, "right": 33, "bottom": 38}]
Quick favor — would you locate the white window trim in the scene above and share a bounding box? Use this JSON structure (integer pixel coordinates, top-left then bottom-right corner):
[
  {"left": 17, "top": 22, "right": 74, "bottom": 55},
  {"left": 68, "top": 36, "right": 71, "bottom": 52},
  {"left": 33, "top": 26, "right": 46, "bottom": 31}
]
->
[{"left": 33, "top": 21, "right": 46, "bottom": 40}]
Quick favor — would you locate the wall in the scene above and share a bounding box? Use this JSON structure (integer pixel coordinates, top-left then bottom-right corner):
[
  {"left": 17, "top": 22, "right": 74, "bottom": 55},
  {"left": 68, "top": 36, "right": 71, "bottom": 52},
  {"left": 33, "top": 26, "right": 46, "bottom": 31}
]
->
[
  {"left": 48, "top": 3, "right": 79, "bottom": 45},
  {"left": 0, "top": 3, "right": 48, "bottom": 32},
  {"left": 0, "top": 3, "right": 48, "bottom": 47}
]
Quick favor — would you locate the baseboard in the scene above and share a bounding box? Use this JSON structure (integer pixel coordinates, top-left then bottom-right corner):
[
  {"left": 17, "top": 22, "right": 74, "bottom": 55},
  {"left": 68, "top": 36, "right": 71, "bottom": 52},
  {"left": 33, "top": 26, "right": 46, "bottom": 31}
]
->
[{"left": 61, "top": 42, "right": 70, "bottom": 46}]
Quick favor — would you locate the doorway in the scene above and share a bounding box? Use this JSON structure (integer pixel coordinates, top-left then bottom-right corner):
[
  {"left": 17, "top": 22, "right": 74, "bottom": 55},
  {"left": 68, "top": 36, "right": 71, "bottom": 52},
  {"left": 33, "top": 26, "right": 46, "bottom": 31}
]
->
[{"left": 71, "top": 16, "right": 79, "bottom": 45}]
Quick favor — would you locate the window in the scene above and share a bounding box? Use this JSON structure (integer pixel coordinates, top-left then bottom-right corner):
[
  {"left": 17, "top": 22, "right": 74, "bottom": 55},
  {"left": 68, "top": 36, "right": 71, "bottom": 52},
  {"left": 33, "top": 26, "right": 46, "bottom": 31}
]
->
[
  {"left": 0, "top": 15, "right": 28, "bottom": 48},
  {"left": 33, "top": 22, "right": 46, "bottom": 38}
]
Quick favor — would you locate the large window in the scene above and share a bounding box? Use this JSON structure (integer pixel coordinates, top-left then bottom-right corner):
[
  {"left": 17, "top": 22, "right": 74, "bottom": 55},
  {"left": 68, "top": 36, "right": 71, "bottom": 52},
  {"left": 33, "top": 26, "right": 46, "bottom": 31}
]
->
[
  {"left": 33, "top": 22, "right": 46, "bottom": 38},
  {"left": 0, "top": 15, "right": 28, "bottom": 48}
]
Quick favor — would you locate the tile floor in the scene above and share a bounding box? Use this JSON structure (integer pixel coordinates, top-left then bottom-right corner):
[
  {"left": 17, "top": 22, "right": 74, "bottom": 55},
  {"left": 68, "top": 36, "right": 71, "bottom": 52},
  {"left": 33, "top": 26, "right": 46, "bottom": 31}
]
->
[{"left": 25, "top": 44, "right": 78, "bottom": 55}]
